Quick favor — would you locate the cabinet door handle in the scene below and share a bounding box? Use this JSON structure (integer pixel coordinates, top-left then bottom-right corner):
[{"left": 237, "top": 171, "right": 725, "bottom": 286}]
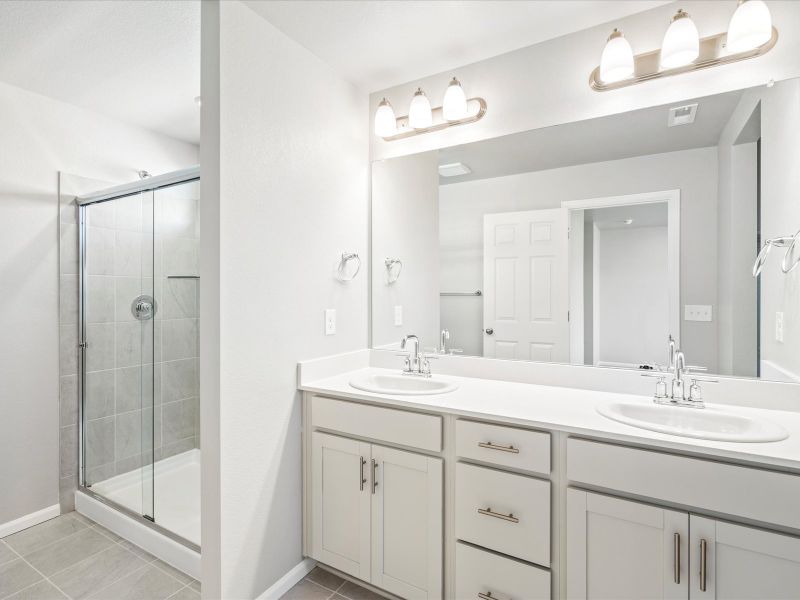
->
[
  {"left": 359, "top": 457, "right": 366, "bottom": 491},
  {"left": 371, "top": 459, "right": 378, "bottom": 494},
  {"left": 673, "top": 532, "right": 681, "bottom": 584},
  {"left": 699, "top": 538, "right": 707, "bottom": 592},
  {"left": 477, "top": 441, "right": 519, "bottom": 454},
  {"left": 477, "top": 507, "right": 519, "bottom": 523}
]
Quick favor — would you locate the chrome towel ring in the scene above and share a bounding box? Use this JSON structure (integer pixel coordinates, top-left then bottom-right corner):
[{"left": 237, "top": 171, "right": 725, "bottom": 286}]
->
[
  {"left": 335, "top": 252, "right": 361, "bottom": 282},
  {"left": 385, "top": 258, "right": 403, "bottom": 283},
  {"left": 752, "top": 233, "right": 798, "bottom": 277}
]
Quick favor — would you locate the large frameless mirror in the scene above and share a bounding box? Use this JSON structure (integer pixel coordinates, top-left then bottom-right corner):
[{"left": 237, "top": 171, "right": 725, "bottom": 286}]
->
[{"left": 371, "top": 76, "right": 800, "bottom": 384}]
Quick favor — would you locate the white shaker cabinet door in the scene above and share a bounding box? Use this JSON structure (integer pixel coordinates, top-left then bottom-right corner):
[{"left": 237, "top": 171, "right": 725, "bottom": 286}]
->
[
  {"left": 370, "top": 444, "right": 443, "bottom": 600},
  {"left": 311, "top": 432, "right": 372, "bottom": 581},
  {"left": 566, "top": 488, "right": 689, "bottom": 600},
  {"left": 690, "top": 516, "right": 800, "bottom": 600}
]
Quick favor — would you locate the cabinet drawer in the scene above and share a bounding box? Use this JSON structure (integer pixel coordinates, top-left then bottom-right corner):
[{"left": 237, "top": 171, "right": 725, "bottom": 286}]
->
[
  {"left": 456, "top": 542, "right": 550, "bottom": 600},
  {"left": 567, "top": 438, "right": 800, "bottom": 530},
  {"left": 456, "top": 419, "right": 550, "bottom": 475},
  {"left": 311, "top": 396, "right": 442, "bottom": 452},
  {"left": 455, "top": 462, "right": 550, "bottom": 566}
]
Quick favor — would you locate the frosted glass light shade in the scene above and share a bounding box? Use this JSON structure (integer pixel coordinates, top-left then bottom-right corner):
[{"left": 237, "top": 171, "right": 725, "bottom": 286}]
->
[
  {"left": 661, "top": 10, "right": 699, "bottom": 69},
  {"left": 442, "top": 77, "right": 468, "bottom": 121},
  {"left": 599, "top": 29, "right": 634, "bottom": 83},
  {"left": 374, "top": 98, "right": 397, "bottom": 137},
  {"left": 408, "top": 88, "right": 433, "bottom": 129},
  {"left": 727, "top": 0, "right": 772, "bottom": 53}
]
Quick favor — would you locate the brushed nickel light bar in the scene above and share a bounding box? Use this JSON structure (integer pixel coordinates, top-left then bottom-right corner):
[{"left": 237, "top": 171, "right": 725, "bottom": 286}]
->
[{"left": 590, "top": 26, "right": 778, "bottom": 92}]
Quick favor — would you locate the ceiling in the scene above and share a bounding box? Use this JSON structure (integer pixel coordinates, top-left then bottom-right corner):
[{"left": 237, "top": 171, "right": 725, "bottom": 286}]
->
[
  {"left": 247, "top": 0, "right": 672, "bottom": 92},
  {"left": 586, "top": 203, "right": 668, "bottom": 230},
  {"left": 438, "top": 88, "right": 745, "bottom": 185},
  {"left": 0, "top": 0, "right": 200, "bottom": 144}
]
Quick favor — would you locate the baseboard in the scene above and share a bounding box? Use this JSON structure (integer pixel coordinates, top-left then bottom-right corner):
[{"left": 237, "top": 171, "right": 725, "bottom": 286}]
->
[
  {"left": 0, "top": 504, "right": 60, "bottom": 538},
  {"left": 257, "top": 558, "right": 316, "bottom": 600}
]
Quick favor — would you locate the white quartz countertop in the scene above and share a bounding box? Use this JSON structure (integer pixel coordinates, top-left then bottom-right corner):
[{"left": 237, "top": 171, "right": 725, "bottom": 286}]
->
[{"left": 300, "top": 367, "right": 800, "bottom": 472}]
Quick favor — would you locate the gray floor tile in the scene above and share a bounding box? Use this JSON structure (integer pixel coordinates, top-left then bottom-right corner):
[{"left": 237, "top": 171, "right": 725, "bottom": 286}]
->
[
  {"left": 187, "top": 580, "right": 200, "bottom": 593},
  {"left": 306, "top": 567, "right": 345, "bottom": 592},
  {"left": 4, "top": 580, "right": 67, "bottom": 600},
  {"left": 0, "top": 541, "right": 17, "bottom": 566},
  {"left": 25, "top": 528, "right": 115, "bottom": 577},
  {"left": 165, "top": 587, "right": 200, "bottom": 600},
  {"left": 89, "top": 525, "right": 122, "bottom": 543},
  {"left": 337, "top": 581, "right": 386, "bottom": 600},
  {"left": 50, "top": 544, "right": 148, "bottom": 600},
  {"left": 281, "top": 579, "right": 333, "bottom": 600},
  {"left": 119, "top": 540, "right": 157, "bottom": 563},
  {"left": 87, "top": 564, "right": 184, "bottom": 600},
  {"left": 151, "top": 560, "right": 193, "bottom": 585},
  {"left": 0, "top": 559, "right": 42, "bottom": 599},
  {"left": 3, "top": 515, "right": 88, "bottom": 556}
]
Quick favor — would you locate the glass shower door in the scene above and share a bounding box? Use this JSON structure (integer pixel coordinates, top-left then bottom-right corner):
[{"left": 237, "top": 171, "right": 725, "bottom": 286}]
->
[{"left": 80, "top": 190, "right": 156, "bottom": 522}]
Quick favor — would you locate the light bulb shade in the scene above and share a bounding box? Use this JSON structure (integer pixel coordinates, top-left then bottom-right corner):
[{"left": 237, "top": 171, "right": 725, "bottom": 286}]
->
[
  {"left": 727, "top": 0, "right": 772, "bottom": 53},
  {"left": 374, "top": 98, "right": 397, "bottom": 137},
  {"left": 660, "top": 10, "right": 699, "bottom": 69},
  {"left": 408, "top": 88, "right": 433, "bottom": 129},
  {"left": 599, "top": 29, "right": 634, "bottom": 83},
  {"left": 442, "top": 77, "right": 468, "bottom": 121}
]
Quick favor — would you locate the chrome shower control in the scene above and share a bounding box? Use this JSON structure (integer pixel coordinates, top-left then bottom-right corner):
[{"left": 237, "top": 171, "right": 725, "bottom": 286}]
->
[{"left": 131, "top": 295, "right": 157, "bottom": 320}]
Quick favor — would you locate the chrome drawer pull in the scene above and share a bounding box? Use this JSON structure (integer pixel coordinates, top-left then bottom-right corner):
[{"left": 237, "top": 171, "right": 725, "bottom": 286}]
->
[
  {"left": 478, "top": 592, "right": 510, "bottom": 600},
  {"left": 699, "top": 538, "right": 708, "bottom": 592},
  {"left": 478, "top": 441, "right": 520, "bottom": 454},
  {"left": 673, "top": 532, "right": 680, "bottom": 584},
  {"left": 477, "top": 507, "right": 519, "bottom": 523}
]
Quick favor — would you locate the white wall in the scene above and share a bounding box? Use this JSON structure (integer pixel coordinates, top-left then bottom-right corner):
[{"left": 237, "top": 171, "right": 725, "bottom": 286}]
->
[
  {"left": 372, "top": 152, "right": 440, "bottom": 350},
  {"left": 0, "top": 80, "right": 197, "bottom": 528},
  {"left": 595, "top": 226, "right": 669, "bottom": 366},
  {"left": 202, "top": 1, "right": 368, "bottom": 597},
  {"left": 369, "top": 1, "right": 800, "bottom": 161},
  {"left": 438, "top": 146, "right": 719, "bottom": 371}
]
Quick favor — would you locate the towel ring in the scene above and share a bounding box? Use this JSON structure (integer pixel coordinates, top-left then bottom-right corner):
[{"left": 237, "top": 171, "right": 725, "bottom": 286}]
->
[
  {"left": 335, "top": 252, "right": 361, "bottom": 282},
  {"left": 385, "top": 258, "right": 402, "bottom": 284},
  {"left": 753, "top": 236, "right": 794, "bottom": 277},
  {"left": 781, "top": 230, "right": 800, "bottom": 274}
]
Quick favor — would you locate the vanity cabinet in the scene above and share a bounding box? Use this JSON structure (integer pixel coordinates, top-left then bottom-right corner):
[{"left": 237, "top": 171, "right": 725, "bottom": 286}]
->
[
  {"left": 567, "top": 489, "right": 800, "bottom": 600},
  {"left": 310, "top": 431, "right": 443, "bottom": 600}
]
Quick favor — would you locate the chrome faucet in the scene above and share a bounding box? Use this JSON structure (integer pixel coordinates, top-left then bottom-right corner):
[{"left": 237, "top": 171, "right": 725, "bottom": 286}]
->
[
  {"left": 645, "top": 341, "right": 716, "bottom": 408},
  {"left": 440, "top": 329, "right": 450, "bottom": 354},
  {"left": 399, "top": 334, "right": 436, "bottom": 377}
]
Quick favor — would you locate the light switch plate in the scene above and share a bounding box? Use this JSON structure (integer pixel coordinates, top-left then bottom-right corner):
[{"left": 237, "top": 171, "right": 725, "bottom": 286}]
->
[
  {"left": 685, "top": 304, "right": 712, "bottom": 322},
  {"left": 325, "top": 308, "right": 336, "bottom": 335},
  {"left": 394, "top": 305, "right": 403, "bottom": 326},
  {"left": 776, "top": 311, "right": 784, "bottom": 342}
]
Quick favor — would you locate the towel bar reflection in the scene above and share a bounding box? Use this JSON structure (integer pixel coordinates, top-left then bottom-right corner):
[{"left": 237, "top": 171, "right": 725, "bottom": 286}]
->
[{"left": 440, "top": 290, "right": 482, "bottom": 296}]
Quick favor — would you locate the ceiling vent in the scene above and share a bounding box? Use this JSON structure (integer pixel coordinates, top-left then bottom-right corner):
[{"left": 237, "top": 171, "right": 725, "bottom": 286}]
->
[
  {"left": 438, "top": 162, "right": 472, "bottom": 177},
  {"left": 667, "top": 103, "right": 698, "bottom": 127}
]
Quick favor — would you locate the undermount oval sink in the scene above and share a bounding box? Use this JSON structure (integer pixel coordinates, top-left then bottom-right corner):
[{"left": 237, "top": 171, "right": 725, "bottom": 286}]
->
[
  {"left": 597, "top": 402, "right": 789, "bottom": 443},
  {"left": 349, "top": 372, "right": 458, "bottom": 396}
]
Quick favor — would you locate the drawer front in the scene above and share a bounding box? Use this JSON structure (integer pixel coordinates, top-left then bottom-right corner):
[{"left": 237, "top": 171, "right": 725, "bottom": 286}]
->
[
  {"left": 455, "top": 462, "right": 550, "bottom": 566},
  {"left": 456, "top": 419, "right": 550, "bottom": 475},
  {"left": 567, "top": 438, "right": 800, "bottom": 531},
  {"left": 456, "top": 542, "right": 550, "bottom": 600},
  {"left": 311, "top": 396, "right": 442, "bottom": 452}
]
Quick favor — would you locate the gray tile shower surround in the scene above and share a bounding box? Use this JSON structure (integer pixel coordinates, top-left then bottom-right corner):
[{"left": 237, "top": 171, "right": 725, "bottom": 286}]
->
[
  {"left": 58, "top": 174, "right": 200, "bottom": 511},
  {"left": 0, "top": 512, "right": 199, "bottom": 600}
]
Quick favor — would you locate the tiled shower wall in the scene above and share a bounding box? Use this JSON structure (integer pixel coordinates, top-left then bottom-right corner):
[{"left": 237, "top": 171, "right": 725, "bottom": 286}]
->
[{"left": 58, "top": 173, "right": 200, "bottom": 510}]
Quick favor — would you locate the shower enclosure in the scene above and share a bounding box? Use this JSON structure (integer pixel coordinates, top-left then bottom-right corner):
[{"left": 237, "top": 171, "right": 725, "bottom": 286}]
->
[{"left": 76, "top": 167, "right": 200, "bottom": 549}]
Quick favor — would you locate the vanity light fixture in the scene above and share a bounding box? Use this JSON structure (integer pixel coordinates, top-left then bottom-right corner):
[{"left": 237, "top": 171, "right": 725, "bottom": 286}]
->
[
  {"left": 374, "top": 98, "right": 398, "bottom": 137},
  {"left": 590, "top": 1, "right": 777, "bottom": 91},
  {"left": 374, "top": 77, "right": 487, "bottom": 141},
  {"left": 660, "top": 9, "right": 700, "bottom": 70},
  {"left": 727, "top": 0, "right": 773, "bottom": 53},
  {"left": 408, "top": 88, "right": 433, "bottom": 129},
  {"left": 599, "top": 29, "right": 634, "bottom": 83}
]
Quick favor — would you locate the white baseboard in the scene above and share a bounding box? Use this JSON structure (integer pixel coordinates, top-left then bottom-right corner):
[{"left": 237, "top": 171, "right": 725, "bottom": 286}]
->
[
  {"left": 0, "top": 504, "right": 61, "bottom": 538},
  {"left": 257, "top": 558, "right": 316, "bottom": 600}
]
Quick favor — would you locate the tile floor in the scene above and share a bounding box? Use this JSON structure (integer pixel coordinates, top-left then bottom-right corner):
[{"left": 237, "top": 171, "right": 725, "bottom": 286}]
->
[
  {"left": 280, "top": 567, "right": 388, "bottom": 600},
  {"left": 0, "top": 512, "right": 200, "bottom": 600}
]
